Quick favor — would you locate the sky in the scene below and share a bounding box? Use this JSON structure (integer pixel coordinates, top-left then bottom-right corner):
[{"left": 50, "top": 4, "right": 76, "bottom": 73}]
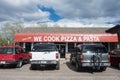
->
[{"left": 0, "top": 0, "right": 120, "bottom": 28}]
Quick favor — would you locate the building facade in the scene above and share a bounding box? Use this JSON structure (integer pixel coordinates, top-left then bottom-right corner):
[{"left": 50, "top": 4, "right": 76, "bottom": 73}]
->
[
  {"left": 106, "top": 25, "right": 120, "bottom": 50},
  {"left": 14, "top": 27, "right": 118, "bottom": 58}
]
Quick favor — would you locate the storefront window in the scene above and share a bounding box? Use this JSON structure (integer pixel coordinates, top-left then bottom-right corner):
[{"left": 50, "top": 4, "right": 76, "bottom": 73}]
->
[{"left": 68, "top": 43, "right": 75, "bottom": 53}]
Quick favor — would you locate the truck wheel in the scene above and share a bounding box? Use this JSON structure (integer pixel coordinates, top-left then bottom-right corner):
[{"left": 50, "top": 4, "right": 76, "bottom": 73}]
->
[
  {"left": 30, "top": 64, "right": 37, "bottom": 70},
  {"left": 75, "top": 63, "right": 80, "bottom": 71},
  {"left": 26, "top": 59, "right": 30, "bottom": 64},
  {"left": 16, "top": 60, "right": 23, "bottom": 68},
  {"left": 23, "top": 59, "right": 30, "bottom": 64},
  {"left": 56, "top": 62, "right": 60, "bottom": 70},
  {"left": 118, "top": 62, "right": 120, "bottom": 69}
]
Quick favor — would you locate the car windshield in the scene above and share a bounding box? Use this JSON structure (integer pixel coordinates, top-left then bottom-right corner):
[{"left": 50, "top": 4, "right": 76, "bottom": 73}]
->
[
  {"left": 0, "top": 48, "right": 14, "bottom": 54},
  {"left": 32, "top": 44, "right": 57, "bottom": 52},
  {"left": 82, "top": 45, "right": 107, "bottom": 53}
]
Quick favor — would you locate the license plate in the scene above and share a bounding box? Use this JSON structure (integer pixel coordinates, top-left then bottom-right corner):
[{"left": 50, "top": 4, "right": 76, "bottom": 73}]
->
[
  {"left": 0, "top": 61, "right": 6, "bottom": 64},
  {"left": 41, "top": 61, "right": 47, "bottom": 64},
  {"left": 103, "top": 63, "right": 109, "bottom": 66}
]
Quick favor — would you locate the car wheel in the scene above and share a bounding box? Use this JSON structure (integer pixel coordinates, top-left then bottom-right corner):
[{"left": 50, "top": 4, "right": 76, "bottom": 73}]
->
[
  {"left": 118, "top": 62, "right": 120, "bottom": 69},
  {"left": 56, "top": 62, "right": 60, "bottom": 70},
  {"left": 16, "top": 60, "right": 23, "bottom": 68},
  {"left": 75, "top": 63, "right": 80, "bottom": 71}
]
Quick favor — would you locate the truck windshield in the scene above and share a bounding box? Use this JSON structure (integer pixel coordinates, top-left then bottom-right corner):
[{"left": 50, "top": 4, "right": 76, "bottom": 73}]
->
[
  {"left": 0, "top": 48, "right": 14, "bottom": 54},
  {"left": 82, "top": 45, "right": 107, "bottom": 53},
  {"left": 32, "top": 44, "right": 57, "bottom": 52}
]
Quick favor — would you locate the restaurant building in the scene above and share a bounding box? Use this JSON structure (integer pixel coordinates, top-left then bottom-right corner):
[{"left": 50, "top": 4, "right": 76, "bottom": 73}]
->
[
  {"left": 106, "top": 25, "right": 120, "bottom": 50},
  {"left": 14, "top": 27, "right": 118, "bottom": 58}
]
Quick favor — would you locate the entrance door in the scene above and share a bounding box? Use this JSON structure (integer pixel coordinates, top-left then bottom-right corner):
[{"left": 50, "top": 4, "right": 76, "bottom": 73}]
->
[
  {"left": 56, "top": 44, "right": 66, "bottom": 58},
  {"left": 25, "top": 42, "right": 31, "bottom": 52}
]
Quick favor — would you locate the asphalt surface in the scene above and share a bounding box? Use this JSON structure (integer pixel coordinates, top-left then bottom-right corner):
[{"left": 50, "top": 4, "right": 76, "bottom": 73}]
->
[{"left": 0, "top": 61, "right": 120, "bottom": 80}]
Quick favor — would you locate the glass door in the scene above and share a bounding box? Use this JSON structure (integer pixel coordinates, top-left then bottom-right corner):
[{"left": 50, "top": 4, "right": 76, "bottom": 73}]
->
[{"left": 56, "top": 44, "right": 66, "bottom": 58}]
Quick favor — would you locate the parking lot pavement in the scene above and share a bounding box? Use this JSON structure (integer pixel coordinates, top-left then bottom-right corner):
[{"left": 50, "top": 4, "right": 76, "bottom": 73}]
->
[{"left": 0, "top": 62, "right": 120, "bottom": 80}]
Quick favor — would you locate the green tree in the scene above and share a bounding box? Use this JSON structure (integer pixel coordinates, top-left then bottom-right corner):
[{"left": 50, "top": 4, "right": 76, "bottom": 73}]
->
[{"left": 0, "top": 22, "right": 24, "bottom": 46}]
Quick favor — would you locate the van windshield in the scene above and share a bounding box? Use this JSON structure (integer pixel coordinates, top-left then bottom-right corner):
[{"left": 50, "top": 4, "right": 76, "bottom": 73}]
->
[
  {"left": 82, "top": 45, "right": 107, "bottom": 53},
  {"left": 0, "top": 48, "right": 14, "bottom": 54},
  {"left": 32, "top": 44, "right": 57, "bottom": 52}
]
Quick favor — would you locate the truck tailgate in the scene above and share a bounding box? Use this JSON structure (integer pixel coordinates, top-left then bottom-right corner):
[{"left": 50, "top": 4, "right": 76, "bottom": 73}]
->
[{"left": 30, "top": 51, "right": 57, "bottom": 61}]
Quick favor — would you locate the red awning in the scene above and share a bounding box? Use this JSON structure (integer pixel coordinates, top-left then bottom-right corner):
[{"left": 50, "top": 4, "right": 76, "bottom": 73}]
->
[{"left": 14, "top": 33, "right": 118, "bottom": 42}]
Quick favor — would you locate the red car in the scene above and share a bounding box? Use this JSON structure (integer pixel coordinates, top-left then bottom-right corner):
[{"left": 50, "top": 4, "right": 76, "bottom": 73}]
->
[
  {"left": 0, "top": 46, "right": 31, "bottom": 68},
  {"left": 110, "top": 49, "right": 120, "bottom": 69}
]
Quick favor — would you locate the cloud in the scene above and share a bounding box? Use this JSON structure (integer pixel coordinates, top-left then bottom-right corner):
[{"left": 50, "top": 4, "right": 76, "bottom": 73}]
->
[
  {"left": 0, "top": 0, "right": 50, "bottom": 23},
  {"left": 38, "top": 0, "right": 120, "bottom": 25},
  {"left": 0, "top": 0, "right": 120, "bottom": 28}
]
